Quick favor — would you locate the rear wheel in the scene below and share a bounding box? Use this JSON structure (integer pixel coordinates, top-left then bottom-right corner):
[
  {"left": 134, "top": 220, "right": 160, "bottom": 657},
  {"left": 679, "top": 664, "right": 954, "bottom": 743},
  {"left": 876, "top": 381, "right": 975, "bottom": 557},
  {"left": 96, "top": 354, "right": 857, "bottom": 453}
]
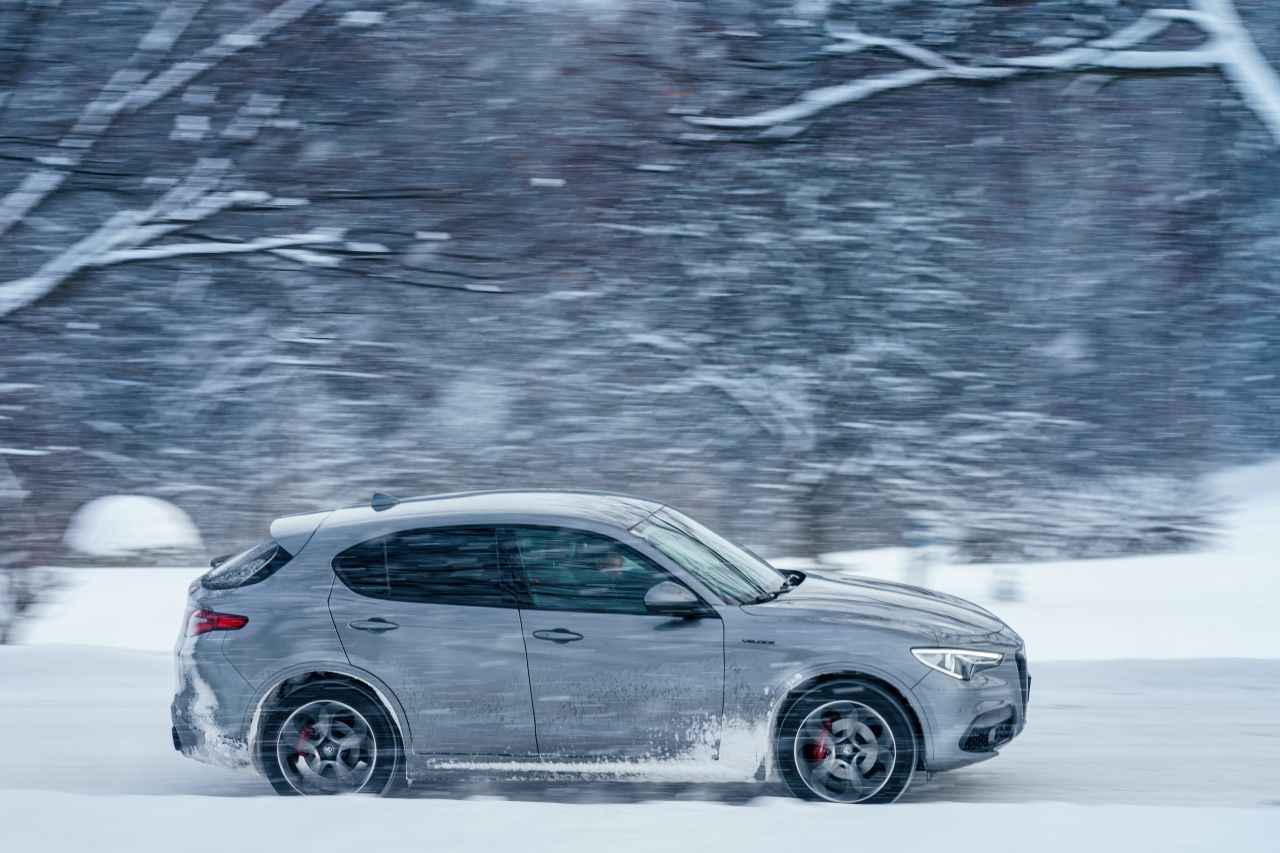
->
[
  {"left": 777, "top": 680, "right": 917, "bottom": 804},
  {"left": 261, "top": 682, "right": 402, "bottom": 796}
]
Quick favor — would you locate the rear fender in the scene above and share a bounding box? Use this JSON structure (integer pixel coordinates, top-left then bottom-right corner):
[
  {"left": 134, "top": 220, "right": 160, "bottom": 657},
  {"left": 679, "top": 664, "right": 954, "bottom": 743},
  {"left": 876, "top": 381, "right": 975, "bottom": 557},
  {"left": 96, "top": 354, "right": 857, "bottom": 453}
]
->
[{"left": 242, "top": 661, "right": 412, "bottom": 777}]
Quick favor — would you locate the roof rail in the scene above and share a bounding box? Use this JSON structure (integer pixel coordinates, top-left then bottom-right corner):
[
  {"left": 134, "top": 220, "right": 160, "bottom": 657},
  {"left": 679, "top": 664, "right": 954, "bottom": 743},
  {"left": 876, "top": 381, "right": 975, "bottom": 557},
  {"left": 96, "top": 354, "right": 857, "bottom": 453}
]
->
[
  {"left": 398, "top": 487, "right": 663, "bottom": 506},
  {"left": 332, "top": 487, "right": 664, "bottom": 514}
]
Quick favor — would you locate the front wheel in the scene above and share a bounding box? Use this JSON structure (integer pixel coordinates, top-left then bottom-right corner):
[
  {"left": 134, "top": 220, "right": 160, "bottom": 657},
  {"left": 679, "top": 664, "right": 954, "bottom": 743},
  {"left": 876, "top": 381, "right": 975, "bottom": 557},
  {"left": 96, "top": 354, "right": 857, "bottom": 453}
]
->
[
  {"left": 777, "top": 680, "right": 917, "bottom": 804},
  {"left": 260, "top": 681, "right": 402, "bottom": 796}
]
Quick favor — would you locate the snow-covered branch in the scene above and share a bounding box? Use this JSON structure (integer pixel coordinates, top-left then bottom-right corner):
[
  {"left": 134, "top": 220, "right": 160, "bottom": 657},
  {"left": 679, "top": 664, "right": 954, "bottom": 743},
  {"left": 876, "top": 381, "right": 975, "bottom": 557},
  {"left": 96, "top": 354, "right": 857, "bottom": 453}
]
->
[
  {"left": 0, "top": 0, "right": 331, "bottom": 240},
  {"left": 687, "top": 0, "right": 1280, "bottom": 143},
  {"left": 94, "top": 232, "right": 340, "bottom": 265},
  {"left": 0, "top": 159, "right": 342, "bottom": 318},
  {"left": 120, "top": 0, "right": 329, "bottom": 114}
]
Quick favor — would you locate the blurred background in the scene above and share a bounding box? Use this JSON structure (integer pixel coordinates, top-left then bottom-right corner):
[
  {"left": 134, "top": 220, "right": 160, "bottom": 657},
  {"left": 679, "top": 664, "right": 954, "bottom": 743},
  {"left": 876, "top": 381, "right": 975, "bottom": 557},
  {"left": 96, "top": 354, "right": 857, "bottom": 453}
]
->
[
  {"left": 3, "top": 2, "right": 1280, "bottom": 841},
  {"left": 2, "top": 0, "right": 1280, "bottom": 619}
]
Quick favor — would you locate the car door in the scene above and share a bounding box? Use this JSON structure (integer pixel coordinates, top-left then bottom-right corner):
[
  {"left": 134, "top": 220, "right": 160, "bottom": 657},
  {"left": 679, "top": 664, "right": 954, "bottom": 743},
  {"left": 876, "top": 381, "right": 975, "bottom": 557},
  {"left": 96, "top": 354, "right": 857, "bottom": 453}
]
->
[
  {"left": 507, "top": 526, "right": 725, "bottom": 759},
  {"left": 327, "top": 525, "right": 537, "bottom": 756}
]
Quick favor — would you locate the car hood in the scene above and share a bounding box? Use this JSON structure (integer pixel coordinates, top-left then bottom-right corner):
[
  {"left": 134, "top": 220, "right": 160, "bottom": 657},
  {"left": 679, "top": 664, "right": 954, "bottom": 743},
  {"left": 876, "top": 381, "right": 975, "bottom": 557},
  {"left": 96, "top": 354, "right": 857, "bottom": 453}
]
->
[{"left": 742, "top": 571, "right": 1012, "bottom": 642}]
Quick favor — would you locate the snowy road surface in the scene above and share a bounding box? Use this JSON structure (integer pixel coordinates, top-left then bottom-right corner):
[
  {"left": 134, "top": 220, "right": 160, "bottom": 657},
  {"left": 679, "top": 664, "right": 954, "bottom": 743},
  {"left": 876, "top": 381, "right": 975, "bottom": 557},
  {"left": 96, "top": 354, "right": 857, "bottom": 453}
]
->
[
  {"left": 3, "top": 646, "right": 1278, "bottom": 806},
  {"left": 0, "top": 645, "right": 1276, "bottom": 852},
  {"left": 2, "top": 791, "right": 1273, "bottom": 853}
]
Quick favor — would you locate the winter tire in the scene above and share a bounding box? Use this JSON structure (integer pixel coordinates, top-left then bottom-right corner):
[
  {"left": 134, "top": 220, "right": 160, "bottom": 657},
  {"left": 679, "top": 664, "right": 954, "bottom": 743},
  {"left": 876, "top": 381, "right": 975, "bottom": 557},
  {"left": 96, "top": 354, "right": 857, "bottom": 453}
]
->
[
  {"left": 261, "top": 681, "right": 402, "bottom": 796},
  {"left": 777, "top": 679, "right": 917, "bottom": 804}
]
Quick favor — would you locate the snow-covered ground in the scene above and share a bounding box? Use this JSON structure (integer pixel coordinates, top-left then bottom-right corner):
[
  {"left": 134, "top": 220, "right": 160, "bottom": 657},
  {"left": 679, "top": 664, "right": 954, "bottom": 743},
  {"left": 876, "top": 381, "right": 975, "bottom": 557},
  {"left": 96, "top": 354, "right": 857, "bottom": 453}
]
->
[
  {"left": 1, "top": 647, "right": 1276, "bottom": 849},
  {"left": 6, "top": 461, "right": 1280, "bottom": 849},
  {"left": 4, "top": 645, "right": 1276, "bottom": 806}
]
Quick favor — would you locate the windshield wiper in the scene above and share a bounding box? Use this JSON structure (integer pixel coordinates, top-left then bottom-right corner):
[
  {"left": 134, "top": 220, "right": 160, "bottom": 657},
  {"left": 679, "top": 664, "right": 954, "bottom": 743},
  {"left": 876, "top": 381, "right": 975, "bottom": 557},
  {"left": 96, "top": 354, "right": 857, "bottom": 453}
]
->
[{"left": 749, "top": 580, "right": 795, "bottom": 604}]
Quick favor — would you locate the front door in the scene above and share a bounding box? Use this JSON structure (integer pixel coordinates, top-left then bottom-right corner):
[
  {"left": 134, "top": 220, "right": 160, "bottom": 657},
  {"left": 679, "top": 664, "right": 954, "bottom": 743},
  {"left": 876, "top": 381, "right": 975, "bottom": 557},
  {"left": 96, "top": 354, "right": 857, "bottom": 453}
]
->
[
  {"left": 508, "top": 526, "right": 724, "bottom": 759},
  {"left": 328, "top": 525, "right": 537, "bottom": 756}
]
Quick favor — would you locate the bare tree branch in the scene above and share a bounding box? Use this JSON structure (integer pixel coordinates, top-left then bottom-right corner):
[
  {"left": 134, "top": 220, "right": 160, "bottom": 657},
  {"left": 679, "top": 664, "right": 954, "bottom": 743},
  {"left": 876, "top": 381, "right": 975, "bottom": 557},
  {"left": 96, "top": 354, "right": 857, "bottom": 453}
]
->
[
  {"left": 1197, "top": 0, "right": 1280, "bottom": 141},
  {"left": 119, "top": 0, "right": 328, "bottom": 114},
  {"left": 95, "top": 232, "right": 340, "bottom": 265},
  {"left": 0, "top": 0, "right": 332, "bottom": 240},
  {"left": 0, "top": 158, "right": 342, "bottom": 317},
  {"left": 687, "top": 0, "right": 1280, "bottom": 144}
]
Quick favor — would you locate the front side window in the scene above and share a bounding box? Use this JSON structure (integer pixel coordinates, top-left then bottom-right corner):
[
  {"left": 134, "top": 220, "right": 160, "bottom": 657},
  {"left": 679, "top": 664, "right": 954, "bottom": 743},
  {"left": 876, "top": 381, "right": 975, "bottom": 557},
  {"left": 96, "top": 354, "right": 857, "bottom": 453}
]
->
[
  {"left": 633, "top": 509, "right": 784, "bottom": 605},
  {"left": 510, "top": 526, "right": 679, "bottom": 615},
  {"left": 332, "top": 526, "right": 507, "bottom": 607}
]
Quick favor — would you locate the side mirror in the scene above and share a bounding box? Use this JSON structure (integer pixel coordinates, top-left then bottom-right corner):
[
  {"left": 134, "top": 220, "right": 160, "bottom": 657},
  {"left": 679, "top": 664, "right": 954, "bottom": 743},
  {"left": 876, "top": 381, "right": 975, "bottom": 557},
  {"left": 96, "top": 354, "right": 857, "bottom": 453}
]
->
[
  {"left": 210, "top": 554, "right": 233, "bottom": 568},
  {"left": 644, "top": 581, "right": 706, "bottom": 618}
]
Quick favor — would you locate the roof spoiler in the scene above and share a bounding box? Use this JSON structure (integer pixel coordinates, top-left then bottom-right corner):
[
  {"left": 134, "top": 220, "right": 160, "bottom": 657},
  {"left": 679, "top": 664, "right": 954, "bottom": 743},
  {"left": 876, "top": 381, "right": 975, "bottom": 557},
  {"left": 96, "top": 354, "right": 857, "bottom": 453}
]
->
[
  {"left": 269, "top": 510, "right": 333, "bottom": 555},
  {"left": 371, "top": 492, "right": 400, "bottom": 512}
]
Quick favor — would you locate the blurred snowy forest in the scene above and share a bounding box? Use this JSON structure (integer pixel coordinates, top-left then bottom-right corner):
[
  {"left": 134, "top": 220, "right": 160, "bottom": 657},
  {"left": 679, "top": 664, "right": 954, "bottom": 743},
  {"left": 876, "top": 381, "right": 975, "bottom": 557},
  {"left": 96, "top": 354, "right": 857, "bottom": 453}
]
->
[{"left": 2, "top": 0, "right": 1279, "bottom": 568}]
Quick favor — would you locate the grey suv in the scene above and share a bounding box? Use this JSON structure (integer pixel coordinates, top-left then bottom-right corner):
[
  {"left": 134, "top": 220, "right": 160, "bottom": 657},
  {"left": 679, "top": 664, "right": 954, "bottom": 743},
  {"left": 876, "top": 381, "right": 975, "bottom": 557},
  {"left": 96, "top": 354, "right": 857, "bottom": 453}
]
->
[{"left": 172, "top": 489, "right": 1028, "bottom": 803}]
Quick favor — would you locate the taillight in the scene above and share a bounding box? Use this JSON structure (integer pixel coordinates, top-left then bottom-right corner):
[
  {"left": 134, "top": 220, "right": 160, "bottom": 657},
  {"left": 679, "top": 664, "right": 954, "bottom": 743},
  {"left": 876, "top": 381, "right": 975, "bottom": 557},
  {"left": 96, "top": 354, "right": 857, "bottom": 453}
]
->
[{"left": 188, "top": 609, "right": 249, "bottom": 636}]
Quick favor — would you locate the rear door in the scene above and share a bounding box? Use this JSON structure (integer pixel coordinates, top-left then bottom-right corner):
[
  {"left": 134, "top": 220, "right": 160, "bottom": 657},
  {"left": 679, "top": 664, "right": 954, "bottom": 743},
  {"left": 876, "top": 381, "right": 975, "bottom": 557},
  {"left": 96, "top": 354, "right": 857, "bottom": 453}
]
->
[
  {"left": 328, "top": 525, "right": 537, "bottom": 756},
  {"left": 508, "top": 526, "right": 724, "bottom": 759}
]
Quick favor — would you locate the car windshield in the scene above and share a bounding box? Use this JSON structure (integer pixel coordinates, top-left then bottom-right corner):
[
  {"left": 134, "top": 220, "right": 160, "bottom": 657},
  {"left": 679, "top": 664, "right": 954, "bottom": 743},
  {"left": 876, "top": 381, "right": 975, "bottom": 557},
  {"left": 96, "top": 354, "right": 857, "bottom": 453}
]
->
[{"left": 632, "top": 507, "right": 785, "bottom": 605}]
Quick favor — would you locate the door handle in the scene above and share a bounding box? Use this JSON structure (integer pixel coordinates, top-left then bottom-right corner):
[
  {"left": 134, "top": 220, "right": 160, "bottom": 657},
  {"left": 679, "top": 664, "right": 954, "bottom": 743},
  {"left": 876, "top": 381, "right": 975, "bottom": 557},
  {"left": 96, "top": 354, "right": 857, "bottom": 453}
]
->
[
  {"left": 349, "top": 617, "right": 399, "bottom": 634},
  {"left": 532, "top": 628, "right": 583, "bottom": 644}
]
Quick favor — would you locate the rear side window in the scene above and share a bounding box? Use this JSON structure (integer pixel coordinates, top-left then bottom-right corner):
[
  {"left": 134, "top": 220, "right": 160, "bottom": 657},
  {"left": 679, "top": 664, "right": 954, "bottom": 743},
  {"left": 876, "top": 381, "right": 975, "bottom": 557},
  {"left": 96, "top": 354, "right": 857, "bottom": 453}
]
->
[
  {"left": 332, "top": 526, "right": 508, "bottom": 607},
  {"left": 201, "top": 539, "right": 293, "bottom": 590}
]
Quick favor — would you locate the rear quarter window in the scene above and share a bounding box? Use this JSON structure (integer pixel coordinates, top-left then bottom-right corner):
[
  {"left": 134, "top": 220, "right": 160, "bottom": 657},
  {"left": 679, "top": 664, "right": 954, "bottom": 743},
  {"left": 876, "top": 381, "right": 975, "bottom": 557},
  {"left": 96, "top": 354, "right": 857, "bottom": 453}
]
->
[
  {"left": 201, "top": 539, "right": 293, "bottom": 590},
  {"left": 331, "top": 526, "right": 509, "bottom": 608}
]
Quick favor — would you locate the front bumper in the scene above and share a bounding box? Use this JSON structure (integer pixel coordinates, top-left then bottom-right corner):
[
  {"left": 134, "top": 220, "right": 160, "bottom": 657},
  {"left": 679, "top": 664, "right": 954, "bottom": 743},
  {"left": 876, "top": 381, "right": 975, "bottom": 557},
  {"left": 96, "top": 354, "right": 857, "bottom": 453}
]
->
[{"left": 914, "top": 648, "right": 1029, "bottom": 772}]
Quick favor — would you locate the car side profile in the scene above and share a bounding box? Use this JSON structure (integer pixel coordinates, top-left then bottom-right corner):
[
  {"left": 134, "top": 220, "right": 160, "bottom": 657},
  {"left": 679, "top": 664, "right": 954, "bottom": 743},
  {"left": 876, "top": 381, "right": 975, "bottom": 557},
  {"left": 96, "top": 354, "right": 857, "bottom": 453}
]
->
[{"left": 172, "top": 489, "right": 1028, "bottom": 803}]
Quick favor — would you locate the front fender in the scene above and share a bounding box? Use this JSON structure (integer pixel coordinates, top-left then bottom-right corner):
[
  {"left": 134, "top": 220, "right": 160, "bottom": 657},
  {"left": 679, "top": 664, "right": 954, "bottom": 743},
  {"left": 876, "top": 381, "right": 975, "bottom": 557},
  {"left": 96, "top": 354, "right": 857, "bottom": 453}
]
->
[{"left": 755, "top": 658, "right": 934, "bottom": 780}]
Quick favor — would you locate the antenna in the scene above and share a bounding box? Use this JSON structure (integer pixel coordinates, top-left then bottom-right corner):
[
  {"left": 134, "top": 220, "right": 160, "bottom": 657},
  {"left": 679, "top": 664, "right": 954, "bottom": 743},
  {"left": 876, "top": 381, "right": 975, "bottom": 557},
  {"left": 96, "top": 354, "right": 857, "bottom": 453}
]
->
[{"left": 370, "top": 492, "right": 400, "bottom": 512}]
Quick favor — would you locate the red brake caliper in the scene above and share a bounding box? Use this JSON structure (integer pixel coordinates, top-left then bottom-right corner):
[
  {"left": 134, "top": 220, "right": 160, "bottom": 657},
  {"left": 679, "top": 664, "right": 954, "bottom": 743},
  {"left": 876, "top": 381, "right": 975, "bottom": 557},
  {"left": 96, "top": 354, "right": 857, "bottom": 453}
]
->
[
  {"left": 810, "top": 719, "right": 833, "bottom": 761},
  {"left": 296, "top": 725, "right": 314, "bottom": 757}
]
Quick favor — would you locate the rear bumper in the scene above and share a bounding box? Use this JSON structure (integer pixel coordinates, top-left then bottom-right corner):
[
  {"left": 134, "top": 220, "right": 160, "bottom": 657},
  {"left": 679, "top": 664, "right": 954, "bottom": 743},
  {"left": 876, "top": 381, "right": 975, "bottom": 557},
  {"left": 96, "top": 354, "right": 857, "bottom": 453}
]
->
[{"left": 171, "top": 642, "right": 255, "bottom": 768}]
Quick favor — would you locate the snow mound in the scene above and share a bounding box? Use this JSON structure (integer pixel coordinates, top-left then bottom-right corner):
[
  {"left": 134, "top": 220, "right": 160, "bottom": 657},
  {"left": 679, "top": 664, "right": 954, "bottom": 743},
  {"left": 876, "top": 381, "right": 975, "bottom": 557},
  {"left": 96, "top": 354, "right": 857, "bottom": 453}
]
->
[
  {"left": 63, "top": 495, "right": 203, "bottom": 557},
  {"left": 1208, "top": 456, "right": 1280, "bottom": 503}
]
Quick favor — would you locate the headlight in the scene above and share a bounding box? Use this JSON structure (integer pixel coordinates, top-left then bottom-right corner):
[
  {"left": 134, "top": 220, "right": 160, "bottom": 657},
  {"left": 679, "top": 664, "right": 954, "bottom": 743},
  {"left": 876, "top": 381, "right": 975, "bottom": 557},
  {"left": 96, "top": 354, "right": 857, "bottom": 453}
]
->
[{"left": 911, "top": 648, "right": 1004, "bottom": 680}]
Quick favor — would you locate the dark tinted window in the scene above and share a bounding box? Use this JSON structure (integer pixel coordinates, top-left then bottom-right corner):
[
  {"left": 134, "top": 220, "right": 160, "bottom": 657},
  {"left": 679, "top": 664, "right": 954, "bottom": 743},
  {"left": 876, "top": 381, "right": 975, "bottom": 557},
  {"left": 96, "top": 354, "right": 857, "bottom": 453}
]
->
[
  {"left": 201, "top": 539, "right": 292, "bottom": 590},
  {"left": 332, "top": 538, "right": 389, "bottom": 597},
  {"left": 332, "top": 527, "right": 506, "bottom": 607},
  {"left": 511, "top": 527, "right": 679, "bottom": 615}
]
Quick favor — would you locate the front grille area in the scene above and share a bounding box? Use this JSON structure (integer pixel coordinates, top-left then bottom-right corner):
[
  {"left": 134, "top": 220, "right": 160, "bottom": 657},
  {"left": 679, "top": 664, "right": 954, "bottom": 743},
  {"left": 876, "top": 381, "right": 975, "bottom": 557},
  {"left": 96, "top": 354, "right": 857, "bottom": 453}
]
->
[{"left": 1015, "top": 651, "right": 1030, "bottom": 711}]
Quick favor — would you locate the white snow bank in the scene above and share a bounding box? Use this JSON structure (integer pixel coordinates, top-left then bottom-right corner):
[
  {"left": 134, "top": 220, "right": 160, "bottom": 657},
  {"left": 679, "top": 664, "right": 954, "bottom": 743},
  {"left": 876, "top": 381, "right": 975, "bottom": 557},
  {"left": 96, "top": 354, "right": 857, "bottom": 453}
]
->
[
  {"left": 1208, "top": 455, "right": 1280, "bottom": 502},
  {"left": 811, "top": 462, "right": 1280, "bottom": 661},
  {"left": 22, "top": 461, "right": 1280, "bottom": 660},
  {"left": 22, "top": 567, "right": 200, "bottom": 649},
  {"left": 63, "top": 494, "right": 204, "bottom": 556},
  {"left": 815, "top": 544, "right": 1280, "bottom": 660}
]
